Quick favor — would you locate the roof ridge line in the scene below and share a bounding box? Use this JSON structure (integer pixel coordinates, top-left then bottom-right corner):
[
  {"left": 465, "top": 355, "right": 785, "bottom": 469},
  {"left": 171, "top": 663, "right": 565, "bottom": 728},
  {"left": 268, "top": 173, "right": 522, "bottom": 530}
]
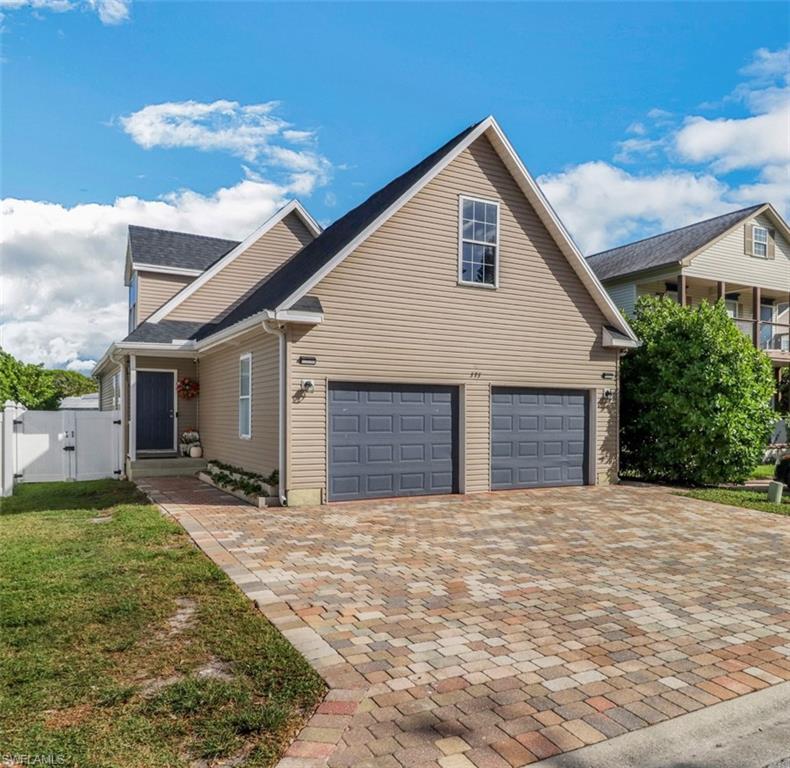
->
[
  {"left": 128, "top": 223, "right": 240, "bottom": 242},
  {"left": 587, "top": 203, "right": 765, "bottom": 260}
]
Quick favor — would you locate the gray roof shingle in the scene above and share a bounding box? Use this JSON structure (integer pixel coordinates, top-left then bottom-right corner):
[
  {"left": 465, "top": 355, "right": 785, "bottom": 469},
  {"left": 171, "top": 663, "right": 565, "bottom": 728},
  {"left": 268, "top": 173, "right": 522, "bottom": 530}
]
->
[
  {"left": 586, "top": 204, "right": 764, "bottom": 282},
  {"left": 124, "top": 319, "right": 209, "bottom": 343},
  {"left": 128, "top": 225, "right": 239, "bottom": 271}
]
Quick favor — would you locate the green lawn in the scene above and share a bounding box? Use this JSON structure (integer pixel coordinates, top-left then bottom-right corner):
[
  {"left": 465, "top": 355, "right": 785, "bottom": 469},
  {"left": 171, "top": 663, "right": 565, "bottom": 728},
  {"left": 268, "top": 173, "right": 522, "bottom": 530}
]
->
[
  {"left": 0, "top": 481, "right": 325, "bottom": 768},
  {"left": 750, "top": 463, "right": 777, "bottom": 480},
  {"left": 677, "top": 486, "right": 790, "bottom": 517}
]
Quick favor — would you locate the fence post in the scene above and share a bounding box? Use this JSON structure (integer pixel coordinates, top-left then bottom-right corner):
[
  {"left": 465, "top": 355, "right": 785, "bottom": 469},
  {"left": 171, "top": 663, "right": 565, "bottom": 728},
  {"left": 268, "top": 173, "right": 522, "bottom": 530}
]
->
[{"left": 2, "top": 401, "right": 20, "bottom": 497}]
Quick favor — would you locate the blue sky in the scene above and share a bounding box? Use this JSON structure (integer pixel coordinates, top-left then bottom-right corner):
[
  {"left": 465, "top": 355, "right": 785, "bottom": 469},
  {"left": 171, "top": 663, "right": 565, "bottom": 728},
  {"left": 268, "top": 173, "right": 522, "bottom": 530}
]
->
[{"left": 1, "top": 1, "right": 788, "bottom": 370}]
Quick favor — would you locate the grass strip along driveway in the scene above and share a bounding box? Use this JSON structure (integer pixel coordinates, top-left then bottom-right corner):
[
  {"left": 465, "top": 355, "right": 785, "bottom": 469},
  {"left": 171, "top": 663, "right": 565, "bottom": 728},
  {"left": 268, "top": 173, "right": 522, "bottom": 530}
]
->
[
  {"left": 678, "top": 486, "right": 790, "bottom": 517},
  {"left": 0, "top": 481, "right": 325, "bottom": 768}
]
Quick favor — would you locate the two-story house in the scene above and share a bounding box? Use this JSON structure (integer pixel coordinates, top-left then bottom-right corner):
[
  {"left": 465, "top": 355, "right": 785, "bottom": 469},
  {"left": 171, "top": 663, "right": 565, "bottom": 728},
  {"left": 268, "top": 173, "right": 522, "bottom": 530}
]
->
[
  {"left": 93, "top": 116, "right": 638, "bottom": 505},
  {"left": 587, "top": 204, "right": 790, "bottom": 389}
]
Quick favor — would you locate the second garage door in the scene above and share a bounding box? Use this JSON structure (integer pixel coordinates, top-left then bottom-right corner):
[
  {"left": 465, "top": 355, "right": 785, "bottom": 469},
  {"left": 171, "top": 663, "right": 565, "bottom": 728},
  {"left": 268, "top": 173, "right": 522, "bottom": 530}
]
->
[
  {"left": 491, "top": 388, "right": 588, "bottom": 490},
  {"left": 328, "top": 382, "right": 459, "bottom": 502}
]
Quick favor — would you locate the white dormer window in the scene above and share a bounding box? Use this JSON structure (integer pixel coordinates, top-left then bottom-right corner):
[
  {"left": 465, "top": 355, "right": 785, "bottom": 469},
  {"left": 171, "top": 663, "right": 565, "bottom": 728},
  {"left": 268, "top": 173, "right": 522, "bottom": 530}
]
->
[
  {"left": 128, "top": 272, "right": 138, "bottom": 332},
  {"left": 752, "top": 226, "right": 768, "bottom": 258},
  {"left": 459, "top": 196, "right": 499, "bottom": 287},
  {"left": 239, "top": 353, "right": 252, "bottom": 439}
]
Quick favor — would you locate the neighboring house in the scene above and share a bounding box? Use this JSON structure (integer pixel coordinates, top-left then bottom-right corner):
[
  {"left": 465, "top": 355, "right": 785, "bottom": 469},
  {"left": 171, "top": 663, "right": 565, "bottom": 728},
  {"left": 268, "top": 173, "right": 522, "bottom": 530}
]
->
[
  {"left": 587, "top": 204, "right": 790, "bottom": 387},
  {"left": 59, "top": 392, "right": 99, "bottom": 409},
  {"left": 93, "top": 116, "right": 638, "bottom": 505}
]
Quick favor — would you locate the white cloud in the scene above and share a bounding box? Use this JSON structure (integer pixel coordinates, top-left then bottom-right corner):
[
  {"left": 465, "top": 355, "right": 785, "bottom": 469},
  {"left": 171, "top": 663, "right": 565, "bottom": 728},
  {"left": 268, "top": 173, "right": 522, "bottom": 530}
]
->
[
  {"left": 539, "top": 162, "right": 731, "bottom": 253},
  {"left": 0, "top": 178, "right": 297, "bottom": 370},
  {"left": 545, "top": 44, "right": 790, "bottom": 253},
  {"left": 0, "top": 0, "right": 129, "bottom": 24},
  {"left": 87, "top": 0, "right": 129, "bottom": 24},
  {"left": 119, "top": 100, "right": 332, "bottom": 186},
  {"left": 675, "top": 105, "right": 789, "bottom": 172}
]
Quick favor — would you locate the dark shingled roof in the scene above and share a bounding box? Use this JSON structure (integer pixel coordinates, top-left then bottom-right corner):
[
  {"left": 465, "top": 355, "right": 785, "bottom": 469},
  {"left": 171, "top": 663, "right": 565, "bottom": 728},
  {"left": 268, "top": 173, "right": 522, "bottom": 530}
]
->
[
  {"left": 124, "top": 319, "right": 209, "bottom": 343},
  {"left": 194, "top": 118, "right": 485, "bottom": 339},
  {"left": 586, "top": 204, "right": 765, "bottom": 282},
  {"left": 125, "top": 297, "right": 325, "bottom": 344},
  {"left": 128, "top": 225, "right": 239, "bottom": 271}
]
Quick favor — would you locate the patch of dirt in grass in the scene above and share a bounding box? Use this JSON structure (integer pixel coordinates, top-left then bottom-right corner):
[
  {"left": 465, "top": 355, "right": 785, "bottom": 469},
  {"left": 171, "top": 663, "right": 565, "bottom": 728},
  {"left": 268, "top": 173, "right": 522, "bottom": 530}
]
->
[
  {"left": 167, "top": 597, "right": 197, "bottom": 635},
  {"left": 140, "top": 656, "right": 234, "bottom": 697},
  {"left": 189, "top": 746, "right": 252, "bottom": 768},
  {"left": 195, "top": 658, "right": 234, "bottom": 682},
  {"left": 44, "top": 703, "right": 94, "bottom": 728}
]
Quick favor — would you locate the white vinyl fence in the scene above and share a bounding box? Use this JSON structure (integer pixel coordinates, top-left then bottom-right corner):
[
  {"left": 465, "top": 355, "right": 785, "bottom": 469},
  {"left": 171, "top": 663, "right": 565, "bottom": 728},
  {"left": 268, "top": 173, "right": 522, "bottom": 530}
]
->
[{"left": 1, "top": 402, "right": 123, "bottom": 497}]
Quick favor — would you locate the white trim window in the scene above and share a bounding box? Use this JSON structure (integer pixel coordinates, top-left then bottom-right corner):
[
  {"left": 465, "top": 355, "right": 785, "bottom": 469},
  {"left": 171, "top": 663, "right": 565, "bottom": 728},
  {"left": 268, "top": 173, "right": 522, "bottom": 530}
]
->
[
  {"left": 459, "top": 196, "right": 499, "bottom": 287},
  {"left": 752, "top": 225, "right": 768, "bottom": 258},
  {"left": 239, "top": 353, "right": 252, "bottom": 439},
  {"left": 128, "top": 272, "right": 138, "bottom": 332}
]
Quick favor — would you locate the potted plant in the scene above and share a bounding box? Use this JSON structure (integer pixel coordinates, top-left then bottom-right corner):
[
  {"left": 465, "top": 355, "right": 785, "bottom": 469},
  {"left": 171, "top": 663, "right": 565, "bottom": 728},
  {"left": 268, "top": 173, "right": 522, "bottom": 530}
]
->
[{"left": 181, "top": 429, "right": 201, "bottom": 457}]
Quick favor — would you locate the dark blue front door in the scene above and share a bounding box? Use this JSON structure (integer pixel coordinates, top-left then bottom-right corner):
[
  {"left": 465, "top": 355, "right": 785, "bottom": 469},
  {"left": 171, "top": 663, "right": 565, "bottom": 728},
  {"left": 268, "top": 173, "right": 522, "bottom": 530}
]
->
[{"left": 136, "top": 371, "right": 175, "bottom": 451}]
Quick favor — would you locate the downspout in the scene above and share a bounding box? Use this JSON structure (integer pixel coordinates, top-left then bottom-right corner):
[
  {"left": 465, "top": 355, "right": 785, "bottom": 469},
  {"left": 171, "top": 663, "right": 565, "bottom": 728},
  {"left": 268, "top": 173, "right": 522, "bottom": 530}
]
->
[
  {"left": 108, "top": 349, "right": 128, "bottom": 471},
  {"left": 262, "top": 316, "right": 288, "bottom": 506}
]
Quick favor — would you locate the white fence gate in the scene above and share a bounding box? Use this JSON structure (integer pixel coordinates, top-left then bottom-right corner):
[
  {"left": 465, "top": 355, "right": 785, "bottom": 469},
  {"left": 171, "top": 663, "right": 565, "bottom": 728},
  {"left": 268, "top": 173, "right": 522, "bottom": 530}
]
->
[{"left": 1, "top": 403, "right": 123, "bottom": 496}]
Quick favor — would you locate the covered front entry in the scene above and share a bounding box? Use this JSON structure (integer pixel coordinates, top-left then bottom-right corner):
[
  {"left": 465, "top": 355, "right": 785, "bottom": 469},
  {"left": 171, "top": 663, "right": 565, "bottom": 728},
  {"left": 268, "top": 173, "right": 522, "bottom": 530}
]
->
[
  {"left": 136, "top": 370, "right": 176, "bottom": 452},
  {"left": 491, "top": 387, "right": 588, "bottom": 489},
  {"left": 328, "top": 382, "right": 459, "bottom": 501}
]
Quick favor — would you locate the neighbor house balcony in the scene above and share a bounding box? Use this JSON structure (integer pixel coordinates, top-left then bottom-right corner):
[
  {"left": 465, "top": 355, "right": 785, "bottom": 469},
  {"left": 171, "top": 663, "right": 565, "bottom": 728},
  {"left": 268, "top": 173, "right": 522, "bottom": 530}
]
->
[{"left": 636, "top": 274, "right": 790, "bottom": 366}]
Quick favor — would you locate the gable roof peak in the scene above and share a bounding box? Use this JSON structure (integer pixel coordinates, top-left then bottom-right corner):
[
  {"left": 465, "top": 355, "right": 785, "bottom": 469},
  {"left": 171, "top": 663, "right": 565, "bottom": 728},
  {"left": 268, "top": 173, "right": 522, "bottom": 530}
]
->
[
  {"left": 585, "top": 204, "right": 772, "bottom": 282},
  {"left": 194, "top": 116, "right": 636, "bottom": 344}
]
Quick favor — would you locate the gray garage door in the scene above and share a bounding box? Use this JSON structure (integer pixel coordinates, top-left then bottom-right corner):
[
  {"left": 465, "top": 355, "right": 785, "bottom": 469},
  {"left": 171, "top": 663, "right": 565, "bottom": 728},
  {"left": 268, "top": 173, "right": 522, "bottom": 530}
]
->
[
  {"left": 491, "top": 388, "right": 588, "bottom": 489},
  {"left": 328, "top": 382, "right": 458, "bottom": 502}
]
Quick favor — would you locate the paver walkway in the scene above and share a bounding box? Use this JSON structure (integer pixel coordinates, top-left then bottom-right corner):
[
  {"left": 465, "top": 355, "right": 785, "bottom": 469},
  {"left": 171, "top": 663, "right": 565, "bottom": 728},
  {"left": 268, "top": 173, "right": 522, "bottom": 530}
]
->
[{"left": 139, "top": 477, "right": 790, "bottom": 768}]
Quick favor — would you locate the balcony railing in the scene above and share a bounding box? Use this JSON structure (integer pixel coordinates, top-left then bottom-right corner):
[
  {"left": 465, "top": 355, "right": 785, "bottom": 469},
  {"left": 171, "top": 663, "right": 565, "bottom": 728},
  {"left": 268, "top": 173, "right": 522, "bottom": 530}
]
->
[
  {"left": 731, "top": 317, "right": 790, "bottom": 353},
  {"left": 760, "top": 323, "right": 790, "bottom": 352}
]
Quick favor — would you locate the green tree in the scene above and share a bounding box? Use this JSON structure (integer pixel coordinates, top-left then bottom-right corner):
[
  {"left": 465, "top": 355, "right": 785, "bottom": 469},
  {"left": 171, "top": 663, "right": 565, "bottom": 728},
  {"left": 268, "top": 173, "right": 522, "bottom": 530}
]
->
[
  {"left": 0, "top": 351, "right": 60, "bottom": 409},
  {"left": 778, "top": 367, "right": 789, "bottom": 416},
  {"left": 49, "top": 369, "right": 97, "bottom": 398},
  {"left": 621, "top": 296, "right": 775, "bottom": 485}
]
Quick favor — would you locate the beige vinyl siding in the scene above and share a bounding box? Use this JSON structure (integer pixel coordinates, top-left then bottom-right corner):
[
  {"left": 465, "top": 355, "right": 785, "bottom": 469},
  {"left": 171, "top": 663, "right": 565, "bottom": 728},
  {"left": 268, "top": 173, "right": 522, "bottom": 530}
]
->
[
  {"left": 134, "top": 356, "right": 198, "bottom": 446},
  {"left": 684, "top": 213, "right": 790, "bottom": 291},
  {"left": 198, "top": 328, "right": 278, "bottom": 475},
  {"left": 286, "top": 135, "right": 619, "bottom": 498},
  {"left": 99, "top": 367, "right": 119, "bottom": 411},
  {"left": 165, "top": 214, "right": 315, "bottom": 323},
  {"left": 137, "top": 272, "right": 194, "bottom": 322}
]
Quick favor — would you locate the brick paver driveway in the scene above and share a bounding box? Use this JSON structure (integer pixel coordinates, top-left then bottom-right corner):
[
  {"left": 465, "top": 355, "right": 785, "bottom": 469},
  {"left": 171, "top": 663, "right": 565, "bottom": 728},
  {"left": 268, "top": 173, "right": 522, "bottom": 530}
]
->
[{"left": 141, "top": 477, "right": 790, "bottom": 768}]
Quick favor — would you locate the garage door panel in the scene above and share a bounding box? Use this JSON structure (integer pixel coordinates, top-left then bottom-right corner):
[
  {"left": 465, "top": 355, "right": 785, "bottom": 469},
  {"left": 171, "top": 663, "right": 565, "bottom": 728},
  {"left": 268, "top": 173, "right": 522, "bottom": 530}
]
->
[
  {"left": 491, "top": 388, "right": 588, "bottom": 490},
  {"left": 333, "top": 445, "right": 360, "bottom": 464},
  {"left": 329, "top": 382, "right": 458, "bottom": 501},
  {"left": 367, "top": 444, "right": 394, "bottom": 462},
  {"left": 400, "top": 444, "right": 425, "bottom": 461}
]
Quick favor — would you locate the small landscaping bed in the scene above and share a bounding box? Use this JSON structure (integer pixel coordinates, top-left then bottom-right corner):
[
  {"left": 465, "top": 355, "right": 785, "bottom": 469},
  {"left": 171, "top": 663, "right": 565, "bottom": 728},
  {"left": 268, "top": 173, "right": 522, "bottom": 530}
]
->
[
  {"left": 676, "top": 486, "right": 790, "bottom": 517},
  {"left": 201, "top": 461, "right": 279, "bottom": 507},
  {"left": 0, "top": 480, "right": 324, "bottom": 767}
]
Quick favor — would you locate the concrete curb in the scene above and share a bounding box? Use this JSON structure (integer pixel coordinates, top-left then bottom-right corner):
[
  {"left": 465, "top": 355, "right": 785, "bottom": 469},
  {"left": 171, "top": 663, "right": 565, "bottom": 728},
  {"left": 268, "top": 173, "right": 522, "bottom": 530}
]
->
[{"left": 531, "top": 681, "right": 790, "bottom": 768}]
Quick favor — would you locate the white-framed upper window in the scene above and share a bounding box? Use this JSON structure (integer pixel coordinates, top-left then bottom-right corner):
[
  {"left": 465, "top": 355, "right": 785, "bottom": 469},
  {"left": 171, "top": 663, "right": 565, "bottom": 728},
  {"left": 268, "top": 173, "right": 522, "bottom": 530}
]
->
[
  {"left": 239, "top": 353, "right": 252, "bottom": 439},
  {"left": 752, "top": 225, "right": 768, "bottom": 258},
  {"left": 128, "top": 271, "right": 138, "bottom": 332},
  {"left": 459, "top": 196, "right": 499, "bottom": 287}
]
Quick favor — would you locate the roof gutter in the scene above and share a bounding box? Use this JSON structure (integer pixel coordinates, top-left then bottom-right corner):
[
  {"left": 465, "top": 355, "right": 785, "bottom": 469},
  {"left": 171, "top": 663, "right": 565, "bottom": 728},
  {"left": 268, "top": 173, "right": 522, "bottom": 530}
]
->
[
  {"left": 602, "top": 326, "right": 641, "bottom": 350},
  {"left": 261, "top": 311, "right": 289, "bottom": 507}
]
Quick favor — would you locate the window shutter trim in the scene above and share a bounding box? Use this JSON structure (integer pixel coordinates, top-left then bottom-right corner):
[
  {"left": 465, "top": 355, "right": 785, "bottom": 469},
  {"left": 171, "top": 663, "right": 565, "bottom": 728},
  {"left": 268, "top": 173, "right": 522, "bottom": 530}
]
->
[
  {"left": 767, "top": 228, "right": 776, "bottom": 259},
  {"left": 744, "top": 223, "right": 753, "bottom": 256}
]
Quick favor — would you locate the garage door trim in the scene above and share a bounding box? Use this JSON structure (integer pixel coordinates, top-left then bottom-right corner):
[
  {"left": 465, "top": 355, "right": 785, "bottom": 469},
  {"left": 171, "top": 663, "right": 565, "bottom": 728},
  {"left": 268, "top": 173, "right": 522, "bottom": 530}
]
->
[{"left": 490, "top": 386, "right": 591, "bottom": 490}]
